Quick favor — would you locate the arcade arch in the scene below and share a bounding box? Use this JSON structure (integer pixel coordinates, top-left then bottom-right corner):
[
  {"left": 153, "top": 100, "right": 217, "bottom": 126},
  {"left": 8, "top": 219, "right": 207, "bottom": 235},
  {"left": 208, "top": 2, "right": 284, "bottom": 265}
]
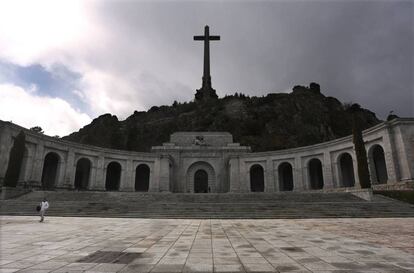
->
[
  {"left": 135, "top": 164, "right": 150, "bottom": 192},
  {"left": 308, "top": 158, "right": 324, "bottom": 190},
  {"left": 41, "top": 152, "right": 60, "bottom": 189},
  {"left": 338, "top": 153, "right": 355, "bottom": 187},
  {"left": 105, "top": 162, "right": 121, "bottom": 191},
  {"left": 278, "top": 162, "right": 293, "bottom": 191},
  {"left": 250, "top": 164, "right": 264, "bottom": 192},
  {"left": 369, "top": 145, "right": 388, "bottom": 184},
  {"left": 74, "top": 158, "right": 91, "bottom": 190}
]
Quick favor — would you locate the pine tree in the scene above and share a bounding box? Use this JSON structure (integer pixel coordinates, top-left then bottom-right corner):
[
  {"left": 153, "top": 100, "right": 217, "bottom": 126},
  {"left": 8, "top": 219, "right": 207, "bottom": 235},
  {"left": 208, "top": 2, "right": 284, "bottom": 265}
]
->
[
  {"left": 4, "top": 131, "right": 26, "bottom": 187},
  {"left": 349, "top": 104, "right": 371, "bottom": 188}
]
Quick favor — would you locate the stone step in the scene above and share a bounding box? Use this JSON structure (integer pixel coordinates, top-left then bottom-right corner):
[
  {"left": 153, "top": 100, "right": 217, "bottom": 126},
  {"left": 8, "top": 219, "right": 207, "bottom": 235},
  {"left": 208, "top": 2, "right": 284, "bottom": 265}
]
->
[{"left": 1, "top": 190, "right": 413, "bottom": 219}]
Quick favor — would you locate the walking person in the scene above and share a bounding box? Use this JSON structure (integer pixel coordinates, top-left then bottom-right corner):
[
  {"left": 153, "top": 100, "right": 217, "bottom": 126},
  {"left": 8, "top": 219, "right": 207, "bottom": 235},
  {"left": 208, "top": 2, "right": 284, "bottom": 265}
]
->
[{"left": 39, "top": 198, "right": 49, "bottom": 222}]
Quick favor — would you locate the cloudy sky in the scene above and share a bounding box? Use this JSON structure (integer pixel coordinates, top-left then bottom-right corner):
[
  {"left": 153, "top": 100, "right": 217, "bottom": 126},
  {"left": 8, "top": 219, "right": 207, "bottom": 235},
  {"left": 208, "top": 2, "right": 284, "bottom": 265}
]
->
[{"left": 0, "top": 0, "right": 412, "bottom": 136}]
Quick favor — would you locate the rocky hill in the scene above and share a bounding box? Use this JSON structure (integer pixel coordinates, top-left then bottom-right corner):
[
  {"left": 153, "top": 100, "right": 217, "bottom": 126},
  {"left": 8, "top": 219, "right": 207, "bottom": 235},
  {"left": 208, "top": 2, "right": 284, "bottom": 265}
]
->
[{"left": 64, "top": 83, "right": 380, "bottom": 152}]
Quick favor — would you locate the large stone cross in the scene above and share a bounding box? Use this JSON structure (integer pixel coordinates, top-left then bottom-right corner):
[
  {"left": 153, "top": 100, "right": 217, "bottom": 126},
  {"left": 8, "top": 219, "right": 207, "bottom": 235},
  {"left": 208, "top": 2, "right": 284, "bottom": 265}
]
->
[{"left": 194, "top": 25, "right": 220, "bottom": 97}]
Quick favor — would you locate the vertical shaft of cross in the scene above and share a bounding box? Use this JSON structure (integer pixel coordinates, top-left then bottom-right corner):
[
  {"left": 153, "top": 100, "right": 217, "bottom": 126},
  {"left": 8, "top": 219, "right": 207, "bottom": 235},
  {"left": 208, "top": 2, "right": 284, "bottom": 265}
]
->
[{"left": 203, "top": 25, "right": 210, "bottom": 87}]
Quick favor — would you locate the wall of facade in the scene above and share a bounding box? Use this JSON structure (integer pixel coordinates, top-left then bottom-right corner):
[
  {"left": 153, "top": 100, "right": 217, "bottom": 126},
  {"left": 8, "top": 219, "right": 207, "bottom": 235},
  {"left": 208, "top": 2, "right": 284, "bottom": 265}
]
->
[
  {"left": 229, "top": 118, "right": 414, "bottom": 192},
  {"left": 0, "top": 118, "right": 413, "bottom": 193},
  {"left": 0, "top": 121, "right": 161, "bottom": 191}
]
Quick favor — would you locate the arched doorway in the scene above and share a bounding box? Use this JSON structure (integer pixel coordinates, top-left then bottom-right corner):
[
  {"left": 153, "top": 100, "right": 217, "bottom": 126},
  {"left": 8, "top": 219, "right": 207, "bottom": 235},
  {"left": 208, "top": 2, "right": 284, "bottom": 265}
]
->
[
  {"left": 186, "top": 161, "right": 215, "bottom": 193},
  {"left": 135, "top": 164, "right": 150, "bottom": 192},
  {"left": 74, "top": 158, "right": 91, "bottom": 190},
  {"left": 194, "top": 169, "right": 208, "bottom": 193},
  {"left": 41, "top": 152, "right": 60, "bottom": 189},
  {"left": 370, "top": 145, "right": 388, "bottom": 184},
  {"left": 308, "top": 158, "right": 324, "bottom": 190},
  {"left": 105, "top": 162, "right": 121, "bottom": 191},
  {"left": 339, "top": 153, "right": 355, "bottom": 187},
  {"left": 250, "top": 164, "right": 264, "bottom": 192},
  {"left": 278, "top": 162, "right": 293, "bottom": 191}
]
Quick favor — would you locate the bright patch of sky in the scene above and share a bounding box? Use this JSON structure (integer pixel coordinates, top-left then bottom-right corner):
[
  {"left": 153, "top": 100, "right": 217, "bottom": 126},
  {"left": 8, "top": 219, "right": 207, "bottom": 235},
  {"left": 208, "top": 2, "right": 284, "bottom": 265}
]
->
[{"left": 0, "top": 61, "right": 88, "bottom": 113}]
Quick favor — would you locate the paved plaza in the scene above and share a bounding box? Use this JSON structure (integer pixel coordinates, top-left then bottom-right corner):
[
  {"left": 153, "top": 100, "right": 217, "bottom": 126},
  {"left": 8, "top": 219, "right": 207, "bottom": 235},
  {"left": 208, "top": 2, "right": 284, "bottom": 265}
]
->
[{"left": 1, "top": 216, "right": 414, "bottom": 273}]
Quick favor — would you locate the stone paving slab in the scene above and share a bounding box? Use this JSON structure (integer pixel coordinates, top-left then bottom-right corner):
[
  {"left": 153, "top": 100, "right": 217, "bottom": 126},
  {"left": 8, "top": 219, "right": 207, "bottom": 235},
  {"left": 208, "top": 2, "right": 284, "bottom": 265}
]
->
[{"left": 1, "top": 216, "right": 414, "bottom": 273}]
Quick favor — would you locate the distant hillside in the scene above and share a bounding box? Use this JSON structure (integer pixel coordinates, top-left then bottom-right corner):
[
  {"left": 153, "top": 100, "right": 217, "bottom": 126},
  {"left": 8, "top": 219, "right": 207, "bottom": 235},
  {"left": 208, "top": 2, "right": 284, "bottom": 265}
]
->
[{"left": 64, "top": 83, "right": 380, "bottom": 152}]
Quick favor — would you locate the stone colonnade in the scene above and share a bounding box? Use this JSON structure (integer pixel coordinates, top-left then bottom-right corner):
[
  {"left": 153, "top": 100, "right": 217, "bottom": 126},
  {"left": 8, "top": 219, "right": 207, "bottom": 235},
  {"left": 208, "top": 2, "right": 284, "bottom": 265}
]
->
[{"left": 0, "top": 118, "right": 413, "bottom": 193}]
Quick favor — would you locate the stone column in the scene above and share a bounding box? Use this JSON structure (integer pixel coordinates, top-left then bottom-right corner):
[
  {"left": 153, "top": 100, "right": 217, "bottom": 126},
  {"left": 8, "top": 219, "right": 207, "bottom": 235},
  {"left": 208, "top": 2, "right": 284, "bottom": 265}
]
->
[
  {"left": 120, "top": 159, "right": 134, "bottom": 191},
  {"left": 332, "top": 160, "right": 340, "bottom": 188},
  {"left": 265, "top": 159, "right": 275, "bottom": 192},
  {"left": 352, "top": 154, "right": 361, "bottom": 188},
  {"left": 239, "top": 160, "right": 249, "bottom": 192},
  {"left": 391, "top": 125, "right": 414, "bottom": 181},
  {"left": 229, "top": 156, "right": 240, "bottom": 192},
  {"left": 383, "top": 124, "right": 400, "bottom": 183},
  {"left": 30, "top": 143, "right": 45, "bottom": 188},
  {"left": 294, "top": 157, "right": 304, "bottom": 191},
  {"left": 149, "top": 159, "right": 160, "bottom": 192},
  {"left": 61, "top": 149, "right": 75, "bottom": 189},
  {"left": 91, "top": 156, "right": 105, "bottom": 191},
  {"left": 323, "top": 152, "right": 334, "bottom": 189},
  {"left": 273, "top": 162, "right": 280, "bottom": 192},
  {"left": 88, "top": 158, "right": 98, "bottom": 190},
  {"left": 159, "top": 155, "right": 171, "bottom": 192}
]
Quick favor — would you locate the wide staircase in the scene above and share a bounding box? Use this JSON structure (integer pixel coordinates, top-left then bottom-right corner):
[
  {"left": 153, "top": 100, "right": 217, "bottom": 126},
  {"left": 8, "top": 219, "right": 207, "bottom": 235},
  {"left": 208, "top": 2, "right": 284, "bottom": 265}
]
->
[{"left": 1, "top": 191, "right": 414, "bottom": 218}]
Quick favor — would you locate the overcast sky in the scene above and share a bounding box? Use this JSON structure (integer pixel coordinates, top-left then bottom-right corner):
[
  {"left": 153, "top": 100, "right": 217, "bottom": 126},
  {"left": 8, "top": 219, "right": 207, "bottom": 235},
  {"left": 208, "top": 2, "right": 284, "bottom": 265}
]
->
[{"left": 0, "top": 0, "right": 412, "bottom": 136}]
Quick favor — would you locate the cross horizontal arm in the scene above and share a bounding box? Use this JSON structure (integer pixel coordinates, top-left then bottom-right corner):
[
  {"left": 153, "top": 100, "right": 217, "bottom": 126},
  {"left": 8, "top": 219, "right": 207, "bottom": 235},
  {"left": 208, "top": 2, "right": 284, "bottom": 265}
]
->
[
  {"left": 209, "top": 36, "right": 220, "bottom": 40},
  {"left": 194, "top": 36, "right": 205, "bottom": 40}
]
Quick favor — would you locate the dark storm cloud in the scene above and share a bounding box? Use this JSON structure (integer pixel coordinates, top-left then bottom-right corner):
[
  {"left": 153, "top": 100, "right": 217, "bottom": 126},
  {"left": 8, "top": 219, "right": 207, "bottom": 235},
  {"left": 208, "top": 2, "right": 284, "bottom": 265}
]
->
[
  {"left": 95, "top": 0, "right": 413, "bottom": 119},
  {"left": 95, "top": 1, "right": 414, "bottom": 118}
]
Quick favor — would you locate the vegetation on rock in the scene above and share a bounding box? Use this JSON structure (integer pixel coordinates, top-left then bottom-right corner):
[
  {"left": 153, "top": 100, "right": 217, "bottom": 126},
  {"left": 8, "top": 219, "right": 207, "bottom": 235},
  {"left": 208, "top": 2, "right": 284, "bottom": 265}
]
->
[{"left": 64, "top": 84, "right": 380, "bottom": 152}]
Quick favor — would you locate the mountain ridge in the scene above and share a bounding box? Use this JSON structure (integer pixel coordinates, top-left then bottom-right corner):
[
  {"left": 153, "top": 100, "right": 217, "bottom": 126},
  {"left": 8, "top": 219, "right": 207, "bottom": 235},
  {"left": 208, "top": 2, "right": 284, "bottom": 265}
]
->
[{"left": 63, "top": 83, "right": 380, "bottom": 152}]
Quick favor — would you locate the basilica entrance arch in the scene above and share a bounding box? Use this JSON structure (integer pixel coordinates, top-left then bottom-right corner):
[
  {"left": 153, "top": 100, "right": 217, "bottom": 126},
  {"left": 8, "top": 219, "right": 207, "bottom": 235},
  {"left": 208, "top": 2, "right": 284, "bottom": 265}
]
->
[
  {"left": 186, "top": 161, "right": 215, "bottom": 193},
  {"left": 194, "top": 169, "right": 208, "bottom": 193}
]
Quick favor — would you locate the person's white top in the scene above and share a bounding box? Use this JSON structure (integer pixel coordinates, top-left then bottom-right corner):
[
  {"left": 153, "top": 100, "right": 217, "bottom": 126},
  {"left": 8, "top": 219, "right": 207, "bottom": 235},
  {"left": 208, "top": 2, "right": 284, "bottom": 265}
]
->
[{"left": 40, "top": 201, "right": 49, "bottom": 211}]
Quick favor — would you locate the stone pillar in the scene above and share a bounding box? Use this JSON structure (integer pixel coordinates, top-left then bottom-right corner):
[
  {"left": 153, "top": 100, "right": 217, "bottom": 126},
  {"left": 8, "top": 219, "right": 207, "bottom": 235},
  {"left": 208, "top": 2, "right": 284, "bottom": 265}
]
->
[
  {"left": 88, "top": 158, "right": 98, "bottom": 191},
  {"left": 392, "top": 124, "right": 414, "bottom": 181},
  {"left": 229, "top": 156, "right": 240, "bottom": 192},
  {"left": 159, "top": 155, "right": 171, "bottom": 192},
  {"left": 149, "top": 159, "right": 160, "bottom": 192},
  {"left": 352, "top": 154, "right": 361, "bottom": 188},
  {"left": 61, "top": 149, "right": 75, "bottom": 189},
  {"left": 323, "top": 152, "right": 334, "bottom": 189},
  {"left": 379, "top": 124, "right": 399, "bottom": 184},
  {"left": 31, "top": 143, "right": 45, "bottom": 188},
  {"left": 239, "top": 160, "right": 249, "bottom": 192},
  {"left": 91, "top": 156, "right": 105, "bottom": 191},
  {"left": 273, "top": 162, "right": 280, "bottom": 192},
  {"left": 265, "top": 159, "right": 275, "bottom": 192},
  {"left": 332, "top": 160, "right": 340, "bottom": 188},
  {"left": 294, "top": 157, "right": 304, "bottom": 191},
  {"left": 120, "top": 159, "right": 134, "bottom": 191}
]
